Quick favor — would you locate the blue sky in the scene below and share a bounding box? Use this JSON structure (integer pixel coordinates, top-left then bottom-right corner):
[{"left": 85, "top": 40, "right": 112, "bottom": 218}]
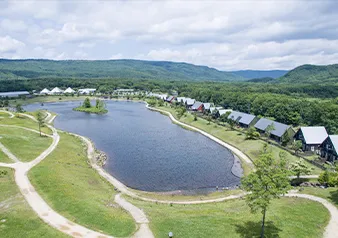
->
[{"left": 1, "top": 0, "right": 338, "bottom": 70}]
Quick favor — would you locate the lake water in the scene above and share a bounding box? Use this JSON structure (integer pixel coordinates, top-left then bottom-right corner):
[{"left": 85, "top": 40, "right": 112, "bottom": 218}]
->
[{"left": 25, "top": 100, "right": 240, "bottom": 192}]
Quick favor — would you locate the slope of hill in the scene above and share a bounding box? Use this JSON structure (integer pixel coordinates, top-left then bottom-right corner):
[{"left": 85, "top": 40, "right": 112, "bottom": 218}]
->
[
  {"left": 279, "top": 64, "right": 338, "bottom": 83},
  {"left": 0, "top": 59, "right": 245, "bottom": 82},
  {"left": 230, "top": 70, "right": 288, "bottom": 79}
]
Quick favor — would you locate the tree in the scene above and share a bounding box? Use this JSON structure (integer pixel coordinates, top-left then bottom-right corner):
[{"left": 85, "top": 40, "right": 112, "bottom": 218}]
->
[
  {"left": 193, "top": 113, "right": 197, "bottom": 121},
  {"left": 36, "top": 111, "right": 45, "bottom": 137},
  {"left": 290, "top": 159, "right": 313, "bottom": 180},
  {"left": 158, "top": 100, "right": 164, "bottom": 107},
  {"left": 265, "top": 123, "right": 275, "bottom": 138},
  {"left": 207, "top": 115, "right": 212, "bottom": 125},
  {"left": 227, "top": 118, "right": 235, "bottom": 130},
  {"left": 241, "top": 144, "right": 291, "bottom": 238},
  {"left": 246, "top": 126, "right": 260, "bottom": 140},
  {"left": 292, "top": 140, "right": 303, "bottom": 155},
  {"left": 15, "top": 103, "right": 24, "bottom": 113},
  {"left": 83, "top": 98, "right": 91, "bottom": 108}
]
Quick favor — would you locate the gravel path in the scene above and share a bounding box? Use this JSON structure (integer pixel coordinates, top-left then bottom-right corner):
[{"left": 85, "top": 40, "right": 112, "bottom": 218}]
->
[{"left": 0, "top": 110, "right": 14, "bottom": 118}]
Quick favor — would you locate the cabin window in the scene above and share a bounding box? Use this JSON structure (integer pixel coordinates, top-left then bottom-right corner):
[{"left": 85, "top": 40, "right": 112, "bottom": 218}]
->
[{"left": 311, "top": 146, "right": 315, "bottom": 152}]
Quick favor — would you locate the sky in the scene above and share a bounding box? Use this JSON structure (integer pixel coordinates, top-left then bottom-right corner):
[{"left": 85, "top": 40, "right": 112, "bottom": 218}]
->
[{"left": 1, "top": 0, "right": 338, "bottom": 70}]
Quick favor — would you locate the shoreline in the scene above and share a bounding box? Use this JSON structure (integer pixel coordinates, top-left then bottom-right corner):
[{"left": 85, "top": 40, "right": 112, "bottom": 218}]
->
[{"left": 28, "top": 99, "right": 248, "bottom": 195}]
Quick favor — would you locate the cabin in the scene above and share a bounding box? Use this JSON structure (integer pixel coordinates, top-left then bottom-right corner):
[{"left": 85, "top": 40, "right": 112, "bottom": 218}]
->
[
  {"left": 0, "top": 91, "right": 30, "bottom": 98},
  {"left": 185, "top": 98, "right": 195, "bottom": 109},
  {"left": 209, "top": 107, "right": 223, "bottom": 118},
  {"left": 254, "top": 118, "right": 294, "bottom": 143},
  {"left": 202, "top": 103, "right": 212, "bottom": 113},
  {"left": 320, "top": 135, "right": 338, "bottom": 162},
  {"left": 165, "top": 96, "right": 176, "bottom": 103},
  {"left": 294, "top": 127, "right": 328, "bottom": 153},
  {"left": 227, "top": 111, "right": 257, "bottom": 128},
  {"left": 219, "top": 109, "right": 232, "bottom": 117},
  {"left": 191, "top": 101, "right": 204, "bottom": 111}
]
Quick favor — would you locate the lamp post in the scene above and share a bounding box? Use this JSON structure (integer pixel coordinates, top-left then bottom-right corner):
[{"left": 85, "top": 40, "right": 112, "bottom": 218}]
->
[{"left": 168, "top": 231, "right": 174, "bottom": 238}]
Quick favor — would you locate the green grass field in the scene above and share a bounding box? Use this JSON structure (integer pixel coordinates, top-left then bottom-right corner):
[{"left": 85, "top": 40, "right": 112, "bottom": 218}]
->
[
  {"left": 0, "top": 115, "right": 52, "bottom": 135},
  {"left": 127, "top": 196, "right": 329, "bottom": 238},
  {"left": 157, "top": 106, "right": 322, "bottom": 175},
  {"left": 0, "top": 149, "right": 11, "bottom": 163},
  {"left": 0, "top": 112, "right": 11, "bottom": 118},
  {"left": 29, "top": 132, "right": 136, "bottom": 237},
  {"left": 0, "top": 167, "right": 67, "bottom": 238},
  {"left": 0, "top": 127, "right": 52, "bottom": 162},
  {"left": 299, "top": 187, "right": 338, "bottom": 208}
]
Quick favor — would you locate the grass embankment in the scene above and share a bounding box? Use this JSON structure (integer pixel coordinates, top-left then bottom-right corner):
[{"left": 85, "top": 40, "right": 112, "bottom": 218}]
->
[
  {"left": 0, "top": 127, "right": 52, "bottom": 162},
  {"left": 156, "top": 106, "right": 322, "bottom": 175},
  {"left": 0, "top": 115, "right": 52, "bottom": 135},
  {"left": 299, "top": 187, "right": 338, "bottom": 208},
  {"left": 0, "top": 112, "right": 11, "bottom": 118},
  {"left": 131, "top": 189, "right": 243, "bottom": 202},
  {"left": 29, "top": 132, "right": 135, "bottom": 237},
  {"left": 73, "top": 106, "right": 108, "bottom": 114},
  {"left": 0, "top": 167, "right": 67, "bottom": 237},
  {"left": 127, "top": 196, "right": 329, "bottom": 238},
  {"left": 0, "top": 150, "right": 11, "bottom": 163},
  {"left": 9, "top": 95, "right": 89, "bottom": 106}
]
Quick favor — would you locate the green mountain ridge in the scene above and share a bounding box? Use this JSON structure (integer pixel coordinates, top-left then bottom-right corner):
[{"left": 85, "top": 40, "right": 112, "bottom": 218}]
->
[
  {"left": 279, "top": 64, "right": 338, "bottom": 83},
  {"left": 0, "top": 59, "right": 245, "bottom": 82}
]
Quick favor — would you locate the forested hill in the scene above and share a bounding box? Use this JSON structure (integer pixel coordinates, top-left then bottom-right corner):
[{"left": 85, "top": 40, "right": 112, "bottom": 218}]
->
[
  {"left": 230, "top": 70, "right": 288, "bottom": 79},
  {"left": 0, "top": 59, "right": 245, "bottom": 82},
  {"left": 279, "top": 64, "right": 338, "bottom": 83}
]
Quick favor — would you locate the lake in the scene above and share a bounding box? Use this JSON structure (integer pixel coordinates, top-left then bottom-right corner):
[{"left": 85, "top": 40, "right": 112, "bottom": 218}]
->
[{"left": 25, "top": 100, "right": 241, "bottom": 192}]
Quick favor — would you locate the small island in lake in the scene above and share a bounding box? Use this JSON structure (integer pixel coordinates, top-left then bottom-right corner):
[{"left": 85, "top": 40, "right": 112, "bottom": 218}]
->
[{"left": 73, "top": 98, "right": 108, "bottom": 114}]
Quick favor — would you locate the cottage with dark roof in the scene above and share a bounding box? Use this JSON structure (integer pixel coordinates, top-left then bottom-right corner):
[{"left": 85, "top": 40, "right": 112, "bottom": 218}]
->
[
  {"left": 227, "top": 111, "right": 258, "bottom": 128},
  {"left": 191, "top": 101, "right": 204, "bottom": 111},
  {"left": 320, "top": 135, "right": 338, "bottom": 162},
  {"left": 165, "top": 96, "right": 175, "bottom": 103},
  {"left": 254, "top": 118, "right": 295, "bottom": 143},
  {"left": 294, "top": 127, "right": 328, "bottom": 153}
]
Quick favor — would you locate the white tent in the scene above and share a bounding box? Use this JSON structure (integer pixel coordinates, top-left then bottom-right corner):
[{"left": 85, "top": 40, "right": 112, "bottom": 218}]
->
[
  {"left": 64, "top": 87, "right": 75, "bottom": 94},
  {"left": 40, "top": 88, "right": 50, "bottom": 95},
  {"left": 50, "top": 87, "right": 64, "bottom": 95}
]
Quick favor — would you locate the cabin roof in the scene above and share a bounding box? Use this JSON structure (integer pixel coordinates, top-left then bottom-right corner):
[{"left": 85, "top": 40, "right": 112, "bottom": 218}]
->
[
  {"left": 228, "top": 111, "right": 256, "bottom": 125},
  {"left": 191, "top": 101, "right": 203, "bottom": 110},
  {"left": 300, "top": 127, "right": 328, "bottom": 144},
  {"left": 254, "top": 118, "right": 290, "bottom": 138},
  {"left": 329, "top": 135, "right": 338, "bottom": 153}
]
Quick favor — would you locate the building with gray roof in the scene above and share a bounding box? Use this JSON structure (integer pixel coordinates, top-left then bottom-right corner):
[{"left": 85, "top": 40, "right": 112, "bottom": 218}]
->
[
  {"left": 294, "top": 127, "right": 328, "bottom": 153},
  {"left": 191, "top": 101, "right": 203, "bottom": 111},
  {"left": 0, "top": 91, "right": 30, "bottom": 98},
  {"left": 320, "top": 135, "right": 338, "bottom": 162},
  {"left": 254, "top": 118, "right": 294, "bottom": 143},
  {"left": 228, "top": 111, "right": 257, "bottom": 128}
]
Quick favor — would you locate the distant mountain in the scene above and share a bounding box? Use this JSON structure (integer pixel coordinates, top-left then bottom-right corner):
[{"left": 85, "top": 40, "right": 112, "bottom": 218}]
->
[
  {"left": 230, "top": 70, "right": 288, "bottom": 79},
  {"left": 0, "top": 59, "right": 245, "bottom": 82},
  {"left": 247, "top": 77, "right": 276, "bottom": 83},
  {"left": 279, "top": 64, "right": 338, "bottom": 83}
]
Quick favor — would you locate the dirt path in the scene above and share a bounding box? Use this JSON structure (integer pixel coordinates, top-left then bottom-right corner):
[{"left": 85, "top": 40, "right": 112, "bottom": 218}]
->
[{"left": 0, "top": 110, "right": 15, "bottom": 118}]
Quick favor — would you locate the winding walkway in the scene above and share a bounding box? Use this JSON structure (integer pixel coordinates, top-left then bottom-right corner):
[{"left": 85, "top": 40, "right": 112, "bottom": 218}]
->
[
  {"left": 0, "top": 110, "right": 337, "bottom": 237},
  {"left": 0, "top": 109, "right": 14, "bottom": 118}
]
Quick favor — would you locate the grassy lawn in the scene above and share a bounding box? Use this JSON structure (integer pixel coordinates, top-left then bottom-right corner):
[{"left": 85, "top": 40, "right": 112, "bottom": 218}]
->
[
  {"left": 127, "top": 196, "right": 329, "bottom": 238},
  {"left": 0, "top": 115, "right": 52, "bottom": 135},
  {"left": 299, "top": 187, "right": 338, "bottom": 208},
  {"left": 29, "top": 132, "right": 136, "bottom": 237},
  {"left": 0, "top": 127, "right": 52, "bottom": 162},
  {"left": 0, "top": 149, "right": 12, "bottom": 163},
  {"left": 157, "top": 106, "right": 322, "bottom": 175},
  {"left": 131, "top": 189, "right": 243, "bottom": 202},
  {"left": 10, "top": 95, "right": 89, "bottom": 106},
  {"left": 0, "top": 167, "right": 67, "bottom": 237},
  {"left": 0, "top": 112, "right": 11, "bottom": 118}
]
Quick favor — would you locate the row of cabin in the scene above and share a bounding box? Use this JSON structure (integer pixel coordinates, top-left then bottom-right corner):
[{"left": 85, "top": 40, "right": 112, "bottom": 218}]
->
[
  {"left": 40, "top": 87, "right": 96, "bottom": 95},
  {"left": 227, "top": 110, "right": 338, "bottom": 162}
]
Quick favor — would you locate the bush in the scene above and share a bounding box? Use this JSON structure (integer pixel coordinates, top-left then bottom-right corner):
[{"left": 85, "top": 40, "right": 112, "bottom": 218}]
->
[{"left": 318, "top": 170, "right": 338, "bottom": 187}]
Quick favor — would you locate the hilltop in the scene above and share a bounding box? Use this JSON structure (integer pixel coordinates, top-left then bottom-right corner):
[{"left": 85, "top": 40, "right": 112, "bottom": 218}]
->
[
  {"left": 230, "top": 70, "right": 288, "bottom": 79},
  {"left": 0, "top": 59, "right": 245, "bottom": 82},
  {"left": 279, "top": 64, "right": 338, "bottom": 83}
]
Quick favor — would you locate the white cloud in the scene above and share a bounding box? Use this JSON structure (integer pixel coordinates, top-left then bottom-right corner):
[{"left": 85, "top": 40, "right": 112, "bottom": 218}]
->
[
  {"left": 0, "top": 35, "right": 25, "bottom": 53},
  {"left": 1, "top": 0, "right": 338, "bottom": 70},
  {"left": 110, "top": 53, "right": 123, "bottom": 60}
]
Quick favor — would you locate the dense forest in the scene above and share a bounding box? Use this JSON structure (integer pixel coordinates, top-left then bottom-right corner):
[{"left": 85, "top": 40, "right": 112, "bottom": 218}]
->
[{"left": 0, "top": 59, "right": 245, "bottom": 82}]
